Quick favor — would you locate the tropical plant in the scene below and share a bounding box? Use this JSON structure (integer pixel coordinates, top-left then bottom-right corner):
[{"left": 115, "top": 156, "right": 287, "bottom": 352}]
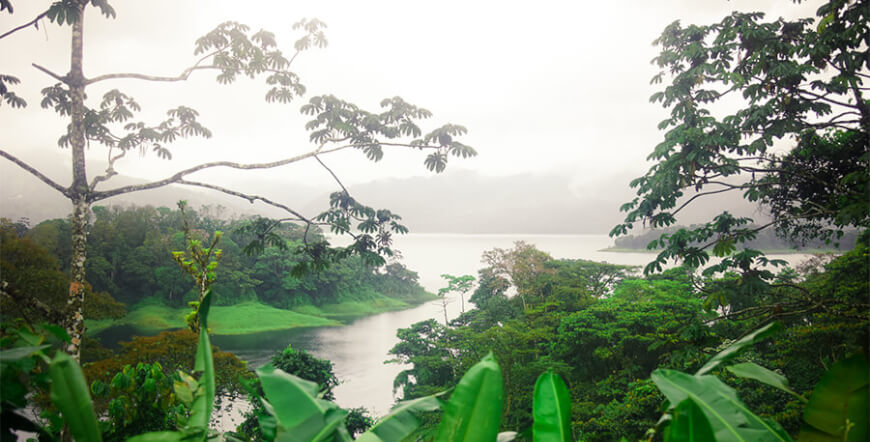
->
[{"left": 649, "top": 322, "right": 869, "bottom": 442}]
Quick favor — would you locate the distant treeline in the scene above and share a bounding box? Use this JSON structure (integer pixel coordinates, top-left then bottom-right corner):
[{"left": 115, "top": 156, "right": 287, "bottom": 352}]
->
[
  {"left": 612, "top": 225, "right": 859, "bottom": 251},
  {"left": 4, "top": 204, "right": 429, "bottom": 310}
]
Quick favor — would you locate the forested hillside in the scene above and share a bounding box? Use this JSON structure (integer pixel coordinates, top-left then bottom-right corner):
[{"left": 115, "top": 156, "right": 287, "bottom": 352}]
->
[{"left": 1, "top": 204, "right": 433, "bottom": 332}]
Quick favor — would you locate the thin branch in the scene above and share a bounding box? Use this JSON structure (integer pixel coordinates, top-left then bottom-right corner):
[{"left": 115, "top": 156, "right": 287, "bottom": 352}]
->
[
  {"left": 32, "top": 63, "right": 65, "bottom": 82},
  {"left": 90, "top": 139, "right": 447, "bottom": 202},
  {"left": 90, "top": 143, "right": 352, "bottom": 201},
  {"left": 0, "top": 10, "right": 47, "bottom": 40},
  {"left": 89, "top": 149, "right": 126, "bottom": 191},
  {"left": 796, "top": 88, "right": 859, "bottom": 109},
  {"left": 0, "top": 149, "right": 70, "bottom": 197},
  {"left": 175, "top": 179, "right": 315, "bottom": 224},
  {"left": 672, "top": 188, "right": 737, "bottom": 216},
  {"left": 314, "top": 154, "right": 349, "bottom": 195},
  {"left": 85, "top": 65, "right": 218, "bottom": 85}
]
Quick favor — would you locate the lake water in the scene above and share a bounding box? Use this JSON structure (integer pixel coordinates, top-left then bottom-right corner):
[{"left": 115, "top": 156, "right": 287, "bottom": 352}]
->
[{"left": 207, "top": 233, "right": 812, "bottom": 420}]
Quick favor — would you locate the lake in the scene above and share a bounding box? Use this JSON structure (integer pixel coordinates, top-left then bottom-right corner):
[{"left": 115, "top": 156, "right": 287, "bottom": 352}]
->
[{"left": 207, "top": 233, "right": 812, "bottom": 422}]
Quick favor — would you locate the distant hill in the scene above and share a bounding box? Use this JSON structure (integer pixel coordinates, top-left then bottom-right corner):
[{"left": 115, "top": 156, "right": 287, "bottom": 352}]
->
[
  {"left": 304, "top": 169, "right": 770, "bottom": 234},
  {"left": 3, "top": 156, "right": 768, "bottom": 233},
  {"left": 0, "top": 152, "right": 320, "bottom": 224}
]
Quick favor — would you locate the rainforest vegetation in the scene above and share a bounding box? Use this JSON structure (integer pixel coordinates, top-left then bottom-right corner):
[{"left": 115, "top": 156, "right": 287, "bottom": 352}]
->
[{"left": 1, "top": 0, "right": 868, "bottom": 441}]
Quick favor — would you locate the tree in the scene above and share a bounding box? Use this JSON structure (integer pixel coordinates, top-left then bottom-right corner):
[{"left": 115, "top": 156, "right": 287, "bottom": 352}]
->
[
  {"left": 611, "top": 0, "right": 868, "bottom": 289},
  {"left": 437, "top": 273, "right": 475, "bottom": 323},
  {"left": 0, "top": 1, "right": 475, "bottom": 360}
]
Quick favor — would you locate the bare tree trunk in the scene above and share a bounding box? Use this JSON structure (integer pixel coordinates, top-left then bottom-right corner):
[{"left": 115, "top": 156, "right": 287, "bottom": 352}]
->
[
  {"left": 64, "top": 2, "right": 89, "bottom": 362},
  {"left": 441, "top": 297, "right": 449, "bottom": 327}
]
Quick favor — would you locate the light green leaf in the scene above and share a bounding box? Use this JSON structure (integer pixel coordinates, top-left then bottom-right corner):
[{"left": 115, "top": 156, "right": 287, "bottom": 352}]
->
[
  {"left": 126, "top": 431, "right": 185, "bottom": 442},
  {"left": 49, "top": 352, "right": 103, "bottom": 442},
  {"left": 800, "top": 354, "right": 869, "bottom": 442},
  {"left": 357, "top": 395, "right": 442, "bottom": 442},
  {"left": 0, "top": 345, "right": 51, "bottom": 363},
  {"left": 189, "top": 289, "right": 215, "bottom": 434},
  {"left": 696, "top": 322, "right": 781, "bottom": 376},
  {"left": 434, "top": 352, "right": 503, "bottom": 442},
  {"left": 727, "top": 362, "right": 805, "bottom": 402},
  {"left": 665, "top": 398, "right": 715, "bottom": 442},
  {"left": 533, "top": 369, "right": 572, "bottom": 442},
  {"left": 257, "top": 365, "right": 327, "bottom": 440},
  {"left": 651, "top": 369, "right": 792, "bottom": 442}
]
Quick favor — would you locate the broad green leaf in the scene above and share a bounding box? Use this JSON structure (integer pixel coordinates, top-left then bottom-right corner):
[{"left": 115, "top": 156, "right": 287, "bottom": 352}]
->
[
  {"left": 257, "top": 366, "right": 327, "bottom": 440},
  {"left": 357, "top": 395, "right": 442, "bottom": 442},
  {"left": 801, "top": 354, "right": 869, "bottom": 442},
  {"left": 189, "top": 289, "right": 215, "bottom": 434},
  {"left": 696, "top": 322, "right": 781, "bottom": 376},
  {"left": 435, "top": 352, "right": 503, "bottom": 442},
  {"left": 126, "top": 431, "right": 185, "bottom": 442},
  {"left": 665, "top": 398, "right": 715, "bottom": 442},
  {"left": 49, "top": 352, "right": 102, "bottom": 442},
  {"left": 532, "top": 369, "right": 572, "bottom": 442},
  {"left": 0, "top": 345, "right": 50, "bottom": 363},
  {"left": 651, "top": 369, "right": 792, "bottom": 442},
  {"left": 727, "top": 362, "right": 805, "bottom": 402}
]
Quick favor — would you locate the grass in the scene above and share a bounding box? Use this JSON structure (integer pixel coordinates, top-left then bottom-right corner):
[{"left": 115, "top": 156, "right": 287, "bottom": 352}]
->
[
  {"left": 86, "top": 291, "right": 429, "bottom": 336},
  {"left": 294, "top": 296, "right": 411, "bottom": 322},
  {"left": 86, "top": 301, "right": 340, "bottom": 337}
]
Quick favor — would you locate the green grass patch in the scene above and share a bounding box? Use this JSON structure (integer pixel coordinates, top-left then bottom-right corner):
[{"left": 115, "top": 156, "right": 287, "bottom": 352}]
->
[
  {"left": 87, "top": 301, "right": 339, "bottom": 337},
  {"left": 209, "top": 302, "right": 339, "bottom": 335},
  {"left": 293, "top": 295, "right": 412, "bottom": 322}
]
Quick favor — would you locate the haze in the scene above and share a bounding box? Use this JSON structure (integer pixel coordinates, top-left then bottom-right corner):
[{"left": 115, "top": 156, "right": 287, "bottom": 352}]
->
[{"left": 0, "top": 0, "right": 815, "bottom": 230}]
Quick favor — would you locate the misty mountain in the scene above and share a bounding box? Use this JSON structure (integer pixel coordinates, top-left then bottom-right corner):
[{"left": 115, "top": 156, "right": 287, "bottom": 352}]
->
[
  {"left": 3, "top": 156, "right": 768, "bottom": 234},
  {"left": 0, "top": 154, "right": 320, "bottom": 224},
  {"left": 305, "top": 169, "right": 770, "bottom": 234}
]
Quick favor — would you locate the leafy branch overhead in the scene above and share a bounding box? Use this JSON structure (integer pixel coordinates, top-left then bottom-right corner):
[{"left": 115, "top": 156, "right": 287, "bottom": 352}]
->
[
  {"left": 0, "top": 0, "right": 476, "bottom": 362},
  {"left": 611, "top": 1, "right": 868, "bottom": 281}
]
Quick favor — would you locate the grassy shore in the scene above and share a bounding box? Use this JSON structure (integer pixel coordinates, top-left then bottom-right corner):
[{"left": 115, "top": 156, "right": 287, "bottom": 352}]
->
[{"left": 87, "top": 291, "right": 437, "bottom": 336}]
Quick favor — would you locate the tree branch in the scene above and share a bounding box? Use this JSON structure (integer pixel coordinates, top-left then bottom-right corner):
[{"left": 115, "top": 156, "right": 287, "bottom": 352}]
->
[
  {"left": 89, "top": 149, "right": 126, "bottom": 191},
  {"left": 0, "top": 149, "right": 70, "bottom": 197},
  {"left": 671, "top": 187, "right": 737, "bottom": 217},
  {"left": 314, "top": 154, "right": 349, "bottom": 195},
  {"left": 0, "top": 10, "right": 47, "bottom": 40},
  {"left": 175, "top": 178, "right": 315, "bottom": 225},
  {"left": 32, "top": 63, "right": 66, "bottom": 82},
  {"left": 89, "top": 143, "right": 353, "bottom": 201}
]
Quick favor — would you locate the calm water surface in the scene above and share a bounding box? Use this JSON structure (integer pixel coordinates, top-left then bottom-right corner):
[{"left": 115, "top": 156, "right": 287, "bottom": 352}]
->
[{"left": 208, "top": 233, "right": 810, "bottom": 417}]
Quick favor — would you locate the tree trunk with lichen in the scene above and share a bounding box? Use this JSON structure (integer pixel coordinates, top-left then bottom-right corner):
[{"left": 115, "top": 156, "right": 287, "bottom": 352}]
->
[{"left": 64, "top": 2, "right": 89, "bottom": 362}]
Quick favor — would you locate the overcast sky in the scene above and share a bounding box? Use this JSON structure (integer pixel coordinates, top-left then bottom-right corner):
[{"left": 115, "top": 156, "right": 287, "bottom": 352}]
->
[{"left": 1, "top": 0, "right": 819, "bottom": 196}]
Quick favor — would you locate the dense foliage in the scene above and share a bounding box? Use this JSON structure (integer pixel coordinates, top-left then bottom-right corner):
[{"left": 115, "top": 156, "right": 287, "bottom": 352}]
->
[
  {"left": 12, "top": 204, "right": 431, "bottom": 313},
  {"left": 389, "top": 238, "right": 868, "bottom": 440},
  {"left": 611, "top": 0, "right": 868, "bottom": 282}
]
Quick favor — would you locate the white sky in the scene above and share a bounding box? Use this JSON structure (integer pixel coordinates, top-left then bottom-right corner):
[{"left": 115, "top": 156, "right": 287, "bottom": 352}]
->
[{"left": 1, "top": 0, "right": 819, "bottom": 192}]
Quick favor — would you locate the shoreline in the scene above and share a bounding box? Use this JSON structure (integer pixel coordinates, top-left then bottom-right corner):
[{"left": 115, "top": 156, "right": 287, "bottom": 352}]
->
[{"left": 598, "top": 247, "right": 843, "bottom": 255}]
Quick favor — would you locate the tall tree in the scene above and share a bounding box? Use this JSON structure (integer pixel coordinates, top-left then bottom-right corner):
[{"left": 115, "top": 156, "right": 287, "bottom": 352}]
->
[
  {"left": 611, "top": 0, "right": 868, "bottom": 289},
  {"left": 0, "top": 1, "right": 475, "bottom": 360}
]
